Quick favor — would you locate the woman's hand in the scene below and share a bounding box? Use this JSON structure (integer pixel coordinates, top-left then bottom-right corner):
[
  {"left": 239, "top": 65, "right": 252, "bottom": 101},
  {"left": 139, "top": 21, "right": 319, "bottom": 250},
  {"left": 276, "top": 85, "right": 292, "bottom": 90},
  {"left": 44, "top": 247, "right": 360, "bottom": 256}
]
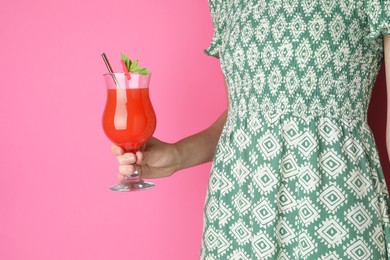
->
[{"left": 112, "top": 137, "right": 181, "bottom": 181}]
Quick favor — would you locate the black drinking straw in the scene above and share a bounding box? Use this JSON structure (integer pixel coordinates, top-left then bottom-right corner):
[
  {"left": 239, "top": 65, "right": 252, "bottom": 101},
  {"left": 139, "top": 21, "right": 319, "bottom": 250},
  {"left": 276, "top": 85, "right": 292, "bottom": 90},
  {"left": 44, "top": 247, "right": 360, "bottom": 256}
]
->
[{"left": 101, "top": 53, "right": 120, "bottom": 88}]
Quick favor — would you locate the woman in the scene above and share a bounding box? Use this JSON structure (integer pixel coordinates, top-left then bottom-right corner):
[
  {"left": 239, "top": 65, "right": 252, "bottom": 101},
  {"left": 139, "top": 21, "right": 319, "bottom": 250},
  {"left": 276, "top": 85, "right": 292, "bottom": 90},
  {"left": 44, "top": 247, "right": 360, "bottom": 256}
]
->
[{"left": 113, "top": 0, "right": 390, "bottom": 259}]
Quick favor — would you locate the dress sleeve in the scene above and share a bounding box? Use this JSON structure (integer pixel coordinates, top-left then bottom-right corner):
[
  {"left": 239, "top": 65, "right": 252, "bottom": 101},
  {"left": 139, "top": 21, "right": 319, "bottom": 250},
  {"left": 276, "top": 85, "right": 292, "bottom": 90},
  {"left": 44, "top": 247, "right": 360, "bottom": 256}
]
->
[
  {"left": 365, "top": 0, "right": 390, "bottom": 50},
  {"left": 204, "top": 0, "right": 226, "bottom": 59}
]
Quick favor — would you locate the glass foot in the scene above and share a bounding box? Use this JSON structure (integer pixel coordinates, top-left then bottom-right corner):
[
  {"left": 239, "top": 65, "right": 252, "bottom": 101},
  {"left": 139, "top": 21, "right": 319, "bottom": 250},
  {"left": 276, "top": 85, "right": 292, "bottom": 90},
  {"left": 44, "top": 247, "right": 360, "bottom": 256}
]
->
[{"left": 109, "top": 180, "right": 155, "bottom": 192}]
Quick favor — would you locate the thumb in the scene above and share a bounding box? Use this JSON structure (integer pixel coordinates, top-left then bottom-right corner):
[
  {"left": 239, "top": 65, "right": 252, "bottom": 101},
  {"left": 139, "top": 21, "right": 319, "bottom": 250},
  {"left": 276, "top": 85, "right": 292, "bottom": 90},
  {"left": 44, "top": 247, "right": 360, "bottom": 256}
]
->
[
  {"left": 136, "top": 149, "right": 158, "bottom": 166},
  {"left": 135, "top": 150, "right": 145, "bottom": 165},
  {"left": 138, "top": 137, "right": 162, "bottom": 165}
]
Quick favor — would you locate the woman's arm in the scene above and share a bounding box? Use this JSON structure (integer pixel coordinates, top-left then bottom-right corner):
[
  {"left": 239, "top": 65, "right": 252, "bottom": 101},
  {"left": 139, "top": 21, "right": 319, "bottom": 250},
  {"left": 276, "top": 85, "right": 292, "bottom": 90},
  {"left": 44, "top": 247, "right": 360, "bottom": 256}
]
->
[
  {"left": 174, "top": 110, "right": 227, "bottom": 171},
  {"left": 383, "top": 35, "right": 390, "bottom": 162}
]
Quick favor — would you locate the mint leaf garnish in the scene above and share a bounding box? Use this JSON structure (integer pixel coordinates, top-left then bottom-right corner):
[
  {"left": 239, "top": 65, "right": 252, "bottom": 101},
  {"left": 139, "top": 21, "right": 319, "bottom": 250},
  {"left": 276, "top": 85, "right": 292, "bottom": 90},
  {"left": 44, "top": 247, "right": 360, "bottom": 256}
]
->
[
  {"left": 120, "top": 53, "right": 150, "bottom": 75},
  {"left": 130, "top": 59, "right": 138, "bottom": 69}
]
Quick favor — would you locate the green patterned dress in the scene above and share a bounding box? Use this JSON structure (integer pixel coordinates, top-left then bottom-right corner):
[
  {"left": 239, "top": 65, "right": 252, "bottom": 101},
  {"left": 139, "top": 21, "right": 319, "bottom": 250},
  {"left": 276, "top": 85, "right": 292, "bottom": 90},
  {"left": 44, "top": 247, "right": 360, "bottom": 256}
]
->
[{"left": 201, "top": 0, "right": 390, "bottom": 259}]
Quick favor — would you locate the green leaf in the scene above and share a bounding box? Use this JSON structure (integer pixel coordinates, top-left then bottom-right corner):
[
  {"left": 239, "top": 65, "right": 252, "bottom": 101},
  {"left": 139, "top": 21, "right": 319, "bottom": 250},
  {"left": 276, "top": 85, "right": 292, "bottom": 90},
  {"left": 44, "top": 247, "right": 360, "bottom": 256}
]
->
[
  {"left": 138, "top": 68, "right": 150, "bottom": 75},
  {"left": 131, "top": 59, "right": 138, "bottom": 69},
  {"left": 130, "top": 67, "right": 143, "bottom": 73},
  {"left": 120, "top": 53, "right": 150, "bottom": 75}
]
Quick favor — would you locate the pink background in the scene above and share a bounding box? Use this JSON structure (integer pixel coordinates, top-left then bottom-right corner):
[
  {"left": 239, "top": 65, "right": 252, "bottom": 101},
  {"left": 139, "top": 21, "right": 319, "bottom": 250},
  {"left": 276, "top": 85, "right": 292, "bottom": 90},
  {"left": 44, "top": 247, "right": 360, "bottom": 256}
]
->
[{"left": 0, "top": 0, "right": 388, "bottom": 259}]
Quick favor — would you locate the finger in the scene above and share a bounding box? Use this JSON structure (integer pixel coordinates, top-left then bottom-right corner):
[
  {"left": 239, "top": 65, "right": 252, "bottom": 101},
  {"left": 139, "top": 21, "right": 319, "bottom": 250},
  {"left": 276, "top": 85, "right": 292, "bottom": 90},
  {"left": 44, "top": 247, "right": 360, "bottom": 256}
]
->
[
  {"left": 135, "top": 151, "right": 144, "bottom": 165},
  {"left": 119, "top": 165, "right": 134, "bottom": 175},
  {"left": 111, "top": 144, "right": 124, "bottom": 156},
  {"left": 117, "top": 153, "right": 136, "bottom": 165}
]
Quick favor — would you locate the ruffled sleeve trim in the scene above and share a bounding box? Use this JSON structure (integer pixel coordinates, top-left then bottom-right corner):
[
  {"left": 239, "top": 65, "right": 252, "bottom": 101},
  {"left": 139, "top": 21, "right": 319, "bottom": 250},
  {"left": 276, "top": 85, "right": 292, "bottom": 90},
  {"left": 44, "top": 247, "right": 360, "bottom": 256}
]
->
[
  {"left": 204, "top": 1, "right": 225, "bottom": 59},
  {"left": 365, "top": 0, "right": 390, "bottom": 51},
  {"left": 204, "top": 30, "right": 221, "bottom": 58},
  {"left": 204, "top": 20, "right": 222, "bottom": 59}
]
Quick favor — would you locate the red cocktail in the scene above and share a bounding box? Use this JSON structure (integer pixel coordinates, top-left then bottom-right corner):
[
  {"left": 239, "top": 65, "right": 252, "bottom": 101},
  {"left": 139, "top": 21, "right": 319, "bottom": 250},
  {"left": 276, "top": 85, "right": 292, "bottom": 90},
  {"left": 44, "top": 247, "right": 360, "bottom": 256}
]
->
[{"left": 102, "top": 72, "right": 156, "bottom": 191}]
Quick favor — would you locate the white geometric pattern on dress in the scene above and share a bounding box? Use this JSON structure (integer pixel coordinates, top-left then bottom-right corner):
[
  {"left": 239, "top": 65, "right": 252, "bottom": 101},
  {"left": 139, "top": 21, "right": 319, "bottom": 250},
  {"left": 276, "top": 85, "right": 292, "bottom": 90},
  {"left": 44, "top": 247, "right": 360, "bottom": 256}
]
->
[
  {"left": 317, "top": 117, "right": 341, "bottom": 145},
  {"left": 219, "top": 172, "right": 234, "bottom": 196},
  {"left": 343, "top": 137, "right": 364, "bottom": 162},
  {"left": 329, "top": 14, "right": 345, "bottom": 44},
  {"left": 319, "top": 252, "right": 342, "bottom": 260},
  {"left": 344, "top": 238, "right": 372, "bottom": 260},
  {"left": 308, "top": 12, "right": 326, "bottom": 42},
  {"left": 297, "top": 131, "right": 317, "bottom": 158},
  {"left": 298, "top": 164, "right": 320, "bottom": 194},
  {"left": 316, "top": 216, "right": 349, "bottom": 248},
  {"left": 252, "top": 231, "right": 277, "bottom": 259},
  {"left": 318, "top": 149, "right": 346, "bottom": 178},
  {"left": 319, "top": 251, "right": 342, "bottom": 260},
  {"left": 228, "top": 248, "right": 250, "bottom": 260},
  {"left": 345, "top": 168, "right": 371, "bottom": 199},
  {"left": 205, "top": 197, "right": 219, "bottom": 221},
  {"left": 234, "top": 128, "right": 251, "bottom": 151},
  {"left": 253, "top": 165, "right": 278, "bottom": 195},
  {"left": 277, "top": 184, "right": 298, "bottom": 212},
  {"left": 298, "top": 198, "right": 321, "bottom": 226},
  {"left": 231, "top": 159, "right": 250, "bottom": 186},
  {"left": 276, "top": 251, "right": 292, "bottom": 260},
  {"left": 219, "top": 201, "right": 233, "bottom": 227},
  {"left": 275, "top": 218, "right": 296, "bottom": 245},
  {"left": 282, "top": 120, "right": 301, "bottom": 146},
  {"left": 258, "top": 131, "right": 282, "bottom": 160},
  {"left": 345, "top": 202, "right": 372, "bottom": 234},
  {"left": 208, "top": 169, "right": 220, "bottom": 194},
  {"left": 301, "top": 0, "right": 316, "bottom": 14},
  {"left": 281, "top": 153, "right": 299, "bottom": 178},
  {"left": 253, "top": 198, "right": 276, "bottom": 226},
  {"left": 204, "top": 226, "right": 219, "bottom": 250},
  {"left": 318, "top": 183, "right": 346, "bottom": 213},
  {"left": 222, "top": 143, "right": 235, "bottom": 164},
  {"left": 298, "top": 230, "right": 317, "bottom": 258},
  {"left": 315, "top": 43, "right": 332, "bottom": 70},
  {"left": 229, "top": 219, "right": 251, "bottom": 246},
  {"left": 232, "top": 191, "right": 251, "bottom": 216},
  {"left": 370, "top": 224, "right": 386, "bottom": 254}
]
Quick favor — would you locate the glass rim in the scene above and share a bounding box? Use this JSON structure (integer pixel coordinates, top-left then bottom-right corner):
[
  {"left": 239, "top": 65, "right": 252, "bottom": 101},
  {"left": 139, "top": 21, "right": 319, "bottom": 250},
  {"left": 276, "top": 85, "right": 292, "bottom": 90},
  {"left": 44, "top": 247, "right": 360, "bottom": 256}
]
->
[{"left": 103, "top": 72, "right": 151, "bottom": 77}]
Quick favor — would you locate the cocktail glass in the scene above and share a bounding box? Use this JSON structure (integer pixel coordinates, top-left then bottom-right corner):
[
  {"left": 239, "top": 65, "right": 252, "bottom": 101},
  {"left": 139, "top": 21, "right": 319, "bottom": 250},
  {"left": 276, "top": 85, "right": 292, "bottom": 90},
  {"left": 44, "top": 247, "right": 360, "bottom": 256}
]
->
[{"left": 102, "top": 72, "right": 156, "bottom": 192}]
